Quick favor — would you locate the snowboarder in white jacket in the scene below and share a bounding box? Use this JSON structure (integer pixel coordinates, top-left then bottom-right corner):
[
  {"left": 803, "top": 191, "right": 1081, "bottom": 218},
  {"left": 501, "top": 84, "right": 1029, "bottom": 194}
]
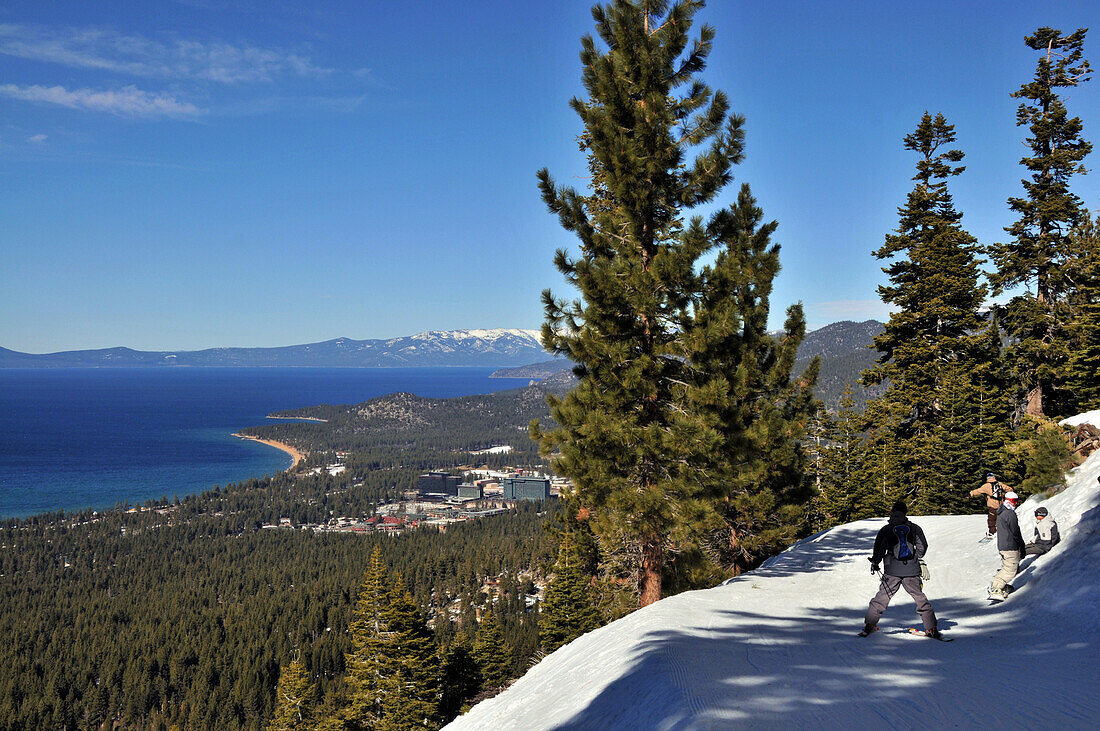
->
[
  {"left": 1024, "top": 506, "right": 1060, "bottom": 556},
  {"left": 860, "top": 500, "right": 941, "bottom": 638},
  {"left": 989, "top": 491, "right": 1026, "bottom": 600}
]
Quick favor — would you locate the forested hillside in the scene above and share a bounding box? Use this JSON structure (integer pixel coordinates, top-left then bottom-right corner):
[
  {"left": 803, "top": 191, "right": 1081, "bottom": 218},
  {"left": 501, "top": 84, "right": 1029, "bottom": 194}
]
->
[
  {"left": 0, "top": 369, "right": 582, "bottom": 728},
  {"left": 242, "top": 376, "right": 570, "bottom": 466},
  {"left": 494, "top": 320, "right": 888, "bottom": 412},
  {"left": 794, "top": 320, "right": 884, "bottom": 410},
  {"left": 0, "top": 479, "right": 558, "bottom": 729}
]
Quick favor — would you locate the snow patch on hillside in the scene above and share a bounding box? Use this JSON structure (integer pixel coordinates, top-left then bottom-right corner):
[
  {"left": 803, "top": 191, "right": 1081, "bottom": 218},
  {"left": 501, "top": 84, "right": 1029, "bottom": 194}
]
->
[
  {"left": 448, "top": 412, "right": 1100, "bottom": 729},
  {"left": 410, "top": 329, "right": 541, "bottom": 343}
]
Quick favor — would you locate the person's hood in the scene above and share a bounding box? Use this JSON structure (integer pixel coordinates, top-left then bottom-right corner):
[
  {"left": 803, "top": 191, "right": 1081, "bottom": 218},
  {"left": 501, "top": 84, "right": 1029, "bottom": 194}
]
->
[{"left": 888, "top": 511, "right": 909, "bottom": 525}]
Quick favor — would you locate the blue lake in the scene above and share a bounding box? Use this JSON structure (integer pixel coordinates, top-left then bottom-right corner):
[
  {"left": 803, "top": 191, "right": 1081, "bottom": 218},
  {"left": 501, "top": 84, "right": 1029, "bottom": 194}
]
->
[{"left": 0, "top": 367, "right": 528, "bottom": 519}]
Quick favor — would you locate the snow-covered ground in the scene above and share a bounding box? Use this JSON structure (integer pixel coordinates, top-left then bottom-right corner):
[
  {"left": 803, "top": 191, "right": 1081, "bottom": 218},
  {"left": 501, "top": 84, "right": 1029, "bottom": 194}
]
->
[{"left": 449, "top": 411, "right": 1100, "bottom": 730}]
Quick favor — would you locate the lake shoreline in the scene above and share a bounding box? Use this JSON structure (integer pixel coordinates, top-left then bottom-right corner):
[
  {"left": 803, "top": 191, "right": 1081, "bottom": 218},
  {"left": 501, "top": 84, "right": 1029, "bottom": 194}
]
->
[
  {"left": 232, "top": 434, "right": 304, "bottom": 470},
  {"left": 1, "top": 366, "right": 518, "bottom": 518}
]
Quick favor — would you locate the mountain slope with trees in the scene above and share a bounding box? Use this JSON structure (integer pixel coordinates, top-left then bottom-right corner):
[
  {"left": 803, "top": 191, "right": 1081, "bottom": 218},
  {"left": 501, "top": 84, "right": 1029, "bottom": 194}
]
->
[{"left": 448, "top": 420, "right": 1100, "bottom": 729}]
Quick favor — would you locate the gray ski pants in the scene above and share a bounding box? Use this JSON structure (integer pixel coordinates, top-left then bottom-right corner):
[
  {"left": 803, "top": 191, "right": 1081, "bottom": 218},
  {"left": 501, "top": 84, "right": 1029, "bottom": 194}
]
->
[
  {"left": 864, "top": 575, "right": 937, "bottom": 631},
  {"left": 1025, "top": 542, "right": 1051, "bottom": 557},
  {"left": 992, "top": 550, "right": 1021, "bottom": 591}
]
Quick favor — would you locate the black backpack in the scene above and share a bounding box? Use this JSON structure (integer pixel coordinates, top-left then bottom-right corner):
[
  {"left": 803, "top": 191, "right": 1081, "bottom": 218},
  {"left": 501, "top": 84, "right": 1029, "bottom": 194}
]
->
[{"left": 991, "top": 482, "right": 1005, "bottom": 501}]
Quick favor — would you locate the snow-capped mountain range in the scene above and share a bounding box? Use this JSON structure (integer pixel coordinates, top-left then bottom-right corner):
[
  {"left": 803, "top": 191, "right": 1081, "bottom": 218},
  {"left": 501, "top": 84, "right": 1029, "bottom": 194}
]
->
[
  {"left": 447, "top": 411, "right": 1100, "bottom": 729},
  {"left": 0, "top": 329, "right": 549, "bottom": 368}
]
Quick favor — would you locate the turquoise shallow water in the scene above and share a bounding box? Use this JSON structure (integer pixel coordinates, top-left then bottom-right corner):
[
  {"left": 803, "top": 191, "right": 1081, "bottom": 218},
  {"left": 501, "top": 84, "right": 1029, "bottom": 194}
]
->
[{"left": 0, "top": 367, "right": 526, "bottom": 519}]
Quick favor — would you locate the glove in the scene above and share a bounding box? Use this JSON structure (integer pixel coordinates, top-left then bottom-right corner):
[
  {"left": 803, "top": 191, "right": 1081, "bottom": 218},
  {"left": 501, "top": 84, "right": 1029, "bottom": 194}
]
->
[{"left": 868, "top": 557, "right": 880, "bottom": 573}]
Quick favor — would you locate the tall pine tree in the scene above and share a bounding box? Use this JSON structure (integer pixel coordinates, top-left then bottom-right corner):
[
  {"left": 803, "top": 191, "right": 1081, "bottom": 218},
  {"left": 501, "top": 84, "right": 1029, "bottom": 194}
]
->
[
  {"left": 539, "top": 529, "right": 600, "bottom": 652},
  {"left": 861, "top": 112, "right": 1005, "bottom": 512},
  {"left": 438, "top": 633, "right": 480, "bottom": 722},
  {"left": 343, "top": 546, "right": 390, "bottom": 730},
  {"left": 991, "top": 27, "right": 1092, "bottom": 419},
  {"left": 266, "top": 658, "right": 315, "bottom": 731},
  {"left": 814, "top": 385, "right": 874, "bottom": 526},
  {"left": 376, "top": 577, "right": 440, "bottom": 731},
  {"left": 471, "top": 611, "right": 512, "bottom": 691},
  {"left": 1066, "top": 212, "right": 1100, "bottom": 409},
  {"left": 535, "top": 0, "right": 814, "bottom": 605},
  {"left": 682, "top": 187, "right": 820, "bottom": 575}
]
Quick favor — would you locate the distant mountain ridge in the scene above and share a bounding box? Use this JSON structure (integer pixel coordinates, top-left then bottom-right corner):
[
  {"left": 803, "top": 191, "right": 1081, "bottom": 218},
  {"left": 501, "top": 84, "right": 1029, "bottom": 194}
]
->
[
  {"left": 492, "top": 320, "right": 886, "bottom": 409},
  {"left": 2, "top": 322, "right": 886, "bottom": 407},
  {"left": 794, "top": 320, "right": 885, "bottom": 410},
  {"left": 0, "top": 329, "right": 548, "bottom": 368}
]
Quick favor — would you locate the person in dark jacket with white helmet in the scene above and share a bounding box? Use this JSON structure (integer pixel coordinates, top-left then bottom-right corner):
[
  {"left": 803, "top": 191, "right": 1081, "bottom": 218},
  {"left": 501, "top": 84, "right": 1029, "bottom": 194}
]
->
[
  {"left": 1024, "top": 506, "right": 1060, "bottom": 556},
  {"left": 989, "top": 491, "right": 1026, "bottom": 600},
  {"left": 860, "top": 500, "right": 940, "bottom": 638}
]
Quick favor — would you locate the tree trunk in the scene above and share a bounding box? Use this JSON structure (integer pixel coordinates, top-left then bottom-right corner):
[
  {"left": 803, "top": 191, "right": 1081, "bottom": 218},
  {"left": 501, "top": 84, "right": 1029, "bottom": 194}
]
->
[
  {"left": 639, "top": 534, "right": 663, "bottom": 607},
  {"left": 728, "top": 526, "right": 745, "bottom": 577},
  {"left": 1025, "top": 382, "right": 1044, "bottom": 417}
]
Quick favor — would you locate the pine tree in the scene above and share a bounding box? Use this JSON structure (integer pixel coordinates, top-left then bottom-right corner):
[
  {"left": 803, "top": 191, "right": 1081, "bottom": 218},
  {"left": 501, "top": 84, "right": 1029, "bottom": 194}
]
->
[
  {"left": 863, "top": 426, "right": 907, "bottom": 515},
  {"left": 471, "top": 612, "right": 511, "bottom": 691},
  {"left": 534, "top": 0, "right": 812, "bottom": 605},
  {"left": 266, "top": 658, "right": 314, "bottom": 731},
  {"left": 376, "top": 577, "right": 440, "bottom": 731},
  {"left": 864, "top": 113, "right": 989, "bottom": 404},
  {"left": 1004, "top": 416, "right": 1074, "bottom": 496},
  {"left": 991, "top": 27, "right": 1092, "bottom": 419},
  {"left": 438, "top": 633, "right": 480, "bottom": 722},
  {"left": 1066, "top": 212, "right": 1100, "bottom": 409},
  {"left": 343, "top": 546, "right": 390, "bottom": 730},
  {"left": 815, "top": 385, "right": 874, "bottom": 526},
  {"left": 683, "top": 188, "right": 820, "bottom": 574},
  {"left": 861, "top": 112, "right": 1003, "bottom": 511},
  {"left": 923, "top": 366, "right": 998, "bottom": 513},
  {"left": 539, "top": 530, "right": 601, "bottom": 653}
]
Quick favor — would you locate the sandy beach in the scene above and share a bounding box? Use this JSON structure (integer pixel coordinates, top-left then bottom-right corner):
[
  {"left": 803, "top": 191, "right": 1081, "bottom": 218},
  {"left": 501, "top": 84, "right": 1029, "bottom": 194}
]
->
[{"left": 232, "top": 433, "right": 305, "bottom": 470}]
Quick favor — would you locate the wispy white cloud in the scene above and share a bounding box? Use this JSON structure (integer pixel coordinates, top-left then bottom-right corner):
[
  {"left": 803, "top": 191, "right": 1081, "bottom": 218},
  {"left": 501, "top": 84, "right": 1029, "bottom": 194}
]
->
[
  {"left": 0, "top": 84, "right": 203, "bottom": 118},
  {"left": 353, "top": 67, "right": 389, "bottom": 90},
  {"left": 28, "top": 134, "right": 48, "bottom": 143},
  {"left": 217, "top": 93, "right": 366, "bottom": 117},
  {"left": 0, "top": 24, "right": 331, "bottom": 83}
]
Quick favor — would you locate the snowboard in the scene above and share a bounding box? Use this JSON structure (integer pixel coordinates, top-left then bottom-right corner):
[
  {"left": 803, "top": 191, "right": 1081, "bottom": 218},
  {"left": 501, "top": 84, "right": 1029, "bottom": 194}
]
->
[
  {"left": 978, "top": 536, "right": 994, "bottom": 544},
  {"left": 907, "top": 627, "right": 954, "bottom": 642}
]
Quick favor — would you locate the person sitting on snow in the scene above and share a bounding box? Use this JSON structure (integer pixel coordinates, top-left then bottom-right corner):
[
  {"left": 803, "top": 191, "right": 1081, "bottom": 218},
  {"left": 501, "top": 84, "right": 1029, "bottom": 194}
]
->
[
  {"left": 860, "top": 500, "right": 941, "bottom": 638},
  {"left": 1024, "top": 506, "right": 1060, "bottom": 556},
  {"left": 989, "top": 491, "right": 1026, "bottom": 600}
]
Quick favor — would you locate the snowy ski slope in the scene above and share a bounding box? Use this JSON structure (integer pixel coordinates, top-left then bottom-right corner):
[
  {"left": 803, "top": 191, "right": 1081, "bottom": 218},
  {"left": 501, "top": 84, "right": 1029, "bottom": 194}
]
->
[{"left": 448, "top": 411, "right": 1100, "bottom": 729}]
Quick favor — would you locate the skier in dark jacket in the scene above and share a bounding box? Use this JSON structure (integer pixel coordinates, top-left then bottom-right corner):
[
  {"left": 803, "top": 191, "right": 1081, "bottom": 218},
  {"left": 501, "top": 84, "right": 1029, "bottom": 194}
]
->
[
  {"left": 1024, "top": 506, "right": 1060, "bottom": 556},
  {"left": 860, "top": 500, "right": 940, "bottom": 638},
  {"left": 989, "top": 491, "right": 1026, "bottom": 600}
]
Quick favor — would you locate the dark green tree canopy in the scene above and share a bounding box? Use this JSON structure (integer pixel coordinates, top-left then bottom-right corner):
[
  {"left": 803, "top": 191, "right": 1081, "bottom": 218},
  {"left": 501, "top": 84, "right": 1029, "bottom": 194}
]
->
[
  {"left": 536, "top": 0, "right": 816, "bottom": 606},
  {"left": 991, "top": 26, "right": 1092, "bottom": 418},
  {"left": 858, "top": 112, "right": 1010, "bottom": 514},
  {"left": 864, "top": 112, "right": 988, "bottom": 406}
]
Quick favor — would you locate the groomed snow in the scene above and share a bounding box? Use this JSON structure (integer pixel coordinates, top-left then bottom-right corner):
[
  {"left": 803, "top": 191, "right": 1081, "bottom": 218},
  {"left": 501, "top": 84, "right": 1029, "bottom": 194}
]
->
[{"left": 448, "top": 411, "right": 1100, "bottom": 730}]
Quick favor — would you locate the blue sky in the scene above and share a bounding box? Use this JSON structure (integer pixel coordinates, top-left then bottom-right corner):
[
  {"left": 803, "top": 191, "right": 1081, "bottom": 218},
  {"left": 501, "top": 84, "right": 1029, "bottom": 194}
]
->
[{"left": 1, "top": 0, "right": 1097, "bottom": 353}]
